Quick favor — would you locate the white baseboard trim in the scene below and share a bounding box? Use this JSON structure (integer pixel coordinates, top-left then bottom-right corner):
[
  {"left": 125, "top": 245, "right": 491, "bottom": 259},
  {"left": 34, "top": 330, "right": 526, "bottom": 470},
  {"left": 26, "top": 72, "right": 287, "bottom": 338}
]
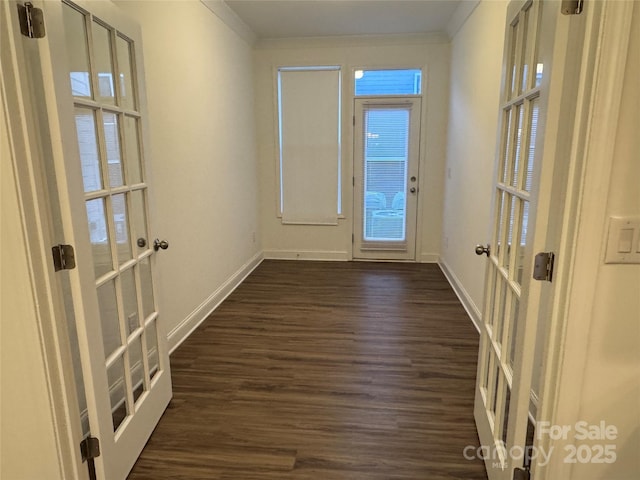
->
[
  {"left": 438, "top": 259, "right": 482, "bottom": 333},
  {"left": 167, "top": 251, "right": 264, "bottom": 354},
  {"left": 263, "top": 249, "right": 349, "bottom": 261},
  {"left": 419, "top": 253, "right": 440, "bottom": 263}
]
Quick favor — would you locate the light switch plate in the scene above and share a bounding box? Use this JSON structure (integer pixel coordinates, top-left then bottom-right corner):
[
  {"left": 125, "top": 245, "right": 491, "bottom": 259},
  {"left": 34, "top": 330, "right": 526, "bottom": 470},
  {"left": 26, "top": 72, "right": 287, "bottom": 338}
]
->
[{"left": 604, "top": 216, "right": 640, "bottom": 264}]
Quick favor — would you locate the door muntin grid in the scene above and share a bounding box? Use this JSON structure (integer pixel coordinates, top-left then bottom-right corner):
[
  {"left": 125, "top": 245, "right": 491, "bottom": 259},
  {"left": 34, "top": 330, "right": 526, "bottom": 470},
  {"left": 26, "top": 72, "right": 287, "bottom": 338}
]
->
[
  {"left": 479, "top": 0, "right": 542, "bottom": 464},
  {"left": 62, "top": 0, "right": 162, "bottom": 433}
]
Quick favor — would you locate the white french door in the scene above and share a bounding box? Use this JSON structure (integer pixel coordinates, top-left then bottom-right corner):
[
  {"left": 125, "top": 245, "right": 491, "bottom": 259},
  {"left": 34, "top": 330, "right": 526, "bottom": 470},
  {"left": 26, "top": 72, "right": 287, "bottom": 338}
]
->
[
  {"left": 353, "top": 98, "right": 421, "bottom": 260},
  {"left": 25, "top": 1, "right": 172, "bottom": 478},
  {"left": 473, "top": 1, "right": 570, "bottom": 479}
]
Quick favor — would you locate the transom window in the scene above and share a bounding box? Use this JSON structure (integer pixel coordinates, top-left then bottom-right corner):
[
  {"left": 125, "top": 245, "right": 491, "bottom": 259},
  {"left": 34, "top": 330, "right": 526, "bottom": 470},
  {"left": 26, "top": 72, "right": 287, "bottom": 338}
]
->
[{"left": 354, "top": 68, "right": 422, "bottom": 96}]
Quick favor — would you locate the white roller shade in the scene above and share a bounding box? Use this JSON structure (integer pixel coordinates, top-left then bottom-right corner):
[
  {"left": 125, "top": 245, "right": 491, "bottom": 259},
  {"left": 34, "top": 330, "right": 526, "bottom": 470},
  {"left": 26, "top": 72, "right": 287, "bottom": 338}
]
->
[{"left": 278, "top": 68, "right": 340, "bottom": 225}]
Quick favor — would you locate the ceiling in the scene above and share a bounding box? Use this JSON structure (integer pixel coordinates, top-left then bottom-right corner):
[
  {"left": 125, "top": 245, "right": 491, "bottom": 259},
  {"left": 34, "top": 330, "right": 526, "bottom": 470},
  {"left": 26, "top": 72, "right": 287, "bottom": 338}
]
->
[{"left": 223, "top": 0, "right": 464, "bottom": 39}]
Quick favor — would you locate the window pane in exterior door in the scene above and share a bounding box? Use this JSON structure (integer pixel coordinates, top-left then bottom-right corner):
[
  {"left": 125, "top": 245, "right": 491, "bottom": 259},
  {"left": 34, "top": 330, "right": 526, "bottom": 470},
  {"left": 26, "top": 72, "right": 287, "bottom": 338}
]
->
[
  {"left": 112, "top": 193, "right": 132, "bottom": 265},
  {"left": 97, "top": 279, "right": 121, "bottom": 358},
  {"left": 74, "top": 108, "right": 103, "bottom": 193},
  {"left": 92, "top": 21, "right": 116, "bottom": 105},
  {"left": 86, "top": 198, "right": 112, "bottom": 278},
  {"left": 103, "top": 112, "right": 124, "bottom": 187},
  {"left": 123, "top": 116, "right": 143, "bottom": 184},
  {"left": 116, "top": 36, "right": 136, "bottom": 110},
  {"left": 363, "top": 108, "right": 408, "bottom": 241},
  {"left": 107, "top": 355, "right": 128, "bottom": 431},
  {"left": 62, "top": 4, "right": 92, "bottom": 98},
  {"left": 120, "top": 267, "right": 139, "bottom": 337}
]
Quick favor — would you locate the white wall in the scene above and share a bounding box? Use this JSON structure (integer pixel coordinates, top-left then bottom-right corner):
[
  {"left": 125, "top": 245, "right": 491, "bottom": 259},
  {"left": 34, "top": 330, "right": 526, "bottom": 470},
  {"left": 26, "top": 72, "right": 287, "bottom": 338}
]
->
[
  {"left": 253, "top": 35, "right": 450, "bottom": 262},
  {"left": 113, "top": 1, "right": 262, "bottom": 350},
  {"left": 440, "top": 1, "right": 508, "bottom": 325}
]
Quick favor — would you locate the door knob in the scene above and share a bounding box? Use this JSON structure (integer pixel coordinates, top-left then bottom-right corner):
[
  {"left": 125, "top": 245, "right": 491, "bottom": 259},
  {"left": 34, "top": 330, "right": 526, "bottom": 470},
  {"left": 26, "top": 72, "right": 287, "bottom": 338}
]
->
[
  {"left": 137, "top": 238, "right": 147, "bottom": 248},
  {"left": 409, "top": 187, "right": 417, "bottom": 193},
  {"left": 153, "top": 238, "right": 169, "bottom": 251},
  {"left": 475, "top": 244, "right": 490, "bottom": 257}
]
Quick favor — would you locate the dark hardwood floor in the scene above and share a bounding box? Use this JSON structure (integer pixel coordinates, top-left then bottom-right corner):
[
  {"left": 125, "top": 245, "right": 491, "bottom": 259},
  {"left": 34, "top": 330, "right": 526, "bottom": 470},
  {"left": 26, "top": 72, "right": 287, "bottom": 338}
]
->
[{"left": 128, "top": 260, "right": 488, "bottom": 480}]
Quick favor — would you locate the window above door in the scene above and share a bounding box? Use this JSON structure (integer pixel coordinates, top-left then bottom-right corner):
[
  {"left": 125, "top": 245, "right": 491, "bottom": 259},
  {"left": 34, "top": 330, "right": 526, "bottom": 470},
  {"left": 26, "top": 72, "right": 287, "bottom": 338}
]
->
[{"left": 354, "top": 68, "right": 422, "bottom": 96}]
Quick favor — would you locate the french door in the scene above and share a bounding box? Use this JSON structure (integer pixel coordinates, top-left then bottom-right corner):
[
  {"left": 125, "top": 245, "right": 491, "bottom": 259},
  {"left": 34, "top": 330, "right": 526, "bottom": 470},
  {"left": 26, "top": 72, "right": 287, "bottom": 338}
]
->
[
  {"left": 474, "top": 1, "right": 568, "bottom": 478},
  {"left": 353, "top": 98, "right": 421, "bottom": 260},
  {"left": 26, "top": 1, "right": 172, "bottom": 478}
]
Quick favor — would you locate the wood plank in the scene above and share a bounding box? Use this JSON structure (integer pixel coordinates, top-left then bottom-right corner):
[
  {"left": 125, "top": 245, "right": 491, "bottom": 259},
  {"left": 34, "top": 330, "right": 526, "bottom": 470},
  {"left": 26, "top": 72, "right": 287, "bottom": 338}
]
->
[{"left": 128, "top": 261, "right": 487, "bottom": 480}]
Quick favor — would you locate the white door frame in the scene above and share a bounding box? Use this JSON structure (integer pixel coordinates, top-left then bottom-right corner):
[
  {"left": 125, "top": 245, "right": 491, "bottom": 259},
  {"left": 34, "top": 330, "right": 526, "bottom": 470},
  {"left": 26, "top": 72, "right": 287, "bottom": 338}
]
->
[
  {"left": 1, "top": 1, "right": 87, "bottom": 478},
  {"left": 532, "top": 1, "right": 635, "bottom": 478}
]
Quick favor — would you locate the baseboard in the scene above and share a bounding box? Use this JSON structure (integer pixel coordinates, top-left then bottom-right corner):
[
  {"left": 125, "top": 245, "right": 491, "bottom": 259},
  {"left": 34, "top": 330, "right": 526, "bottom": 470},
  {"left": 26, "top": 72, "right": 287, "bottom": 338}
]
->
[
  {"left": 419, "top": 253, "right": 440, "bottom": 263},
  {"left": 438, "top": 259, "right": 482, "bottom": 333},
  {"left": 263, "top": 249, "right": 349, "bottom": 261},
  {"left": 167, "top": 251, "right": 264, "bottom": 354}
]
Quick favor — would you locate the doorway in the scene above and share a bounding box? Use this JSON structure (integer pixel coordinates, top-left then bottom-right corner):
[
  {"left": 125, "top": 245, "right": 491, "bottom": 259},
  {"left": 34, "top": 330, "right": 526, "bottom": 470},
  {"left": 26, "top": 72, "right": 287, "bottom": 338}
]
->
[{"left": 353, "top": 98, "right": 421, "bottom": 260}]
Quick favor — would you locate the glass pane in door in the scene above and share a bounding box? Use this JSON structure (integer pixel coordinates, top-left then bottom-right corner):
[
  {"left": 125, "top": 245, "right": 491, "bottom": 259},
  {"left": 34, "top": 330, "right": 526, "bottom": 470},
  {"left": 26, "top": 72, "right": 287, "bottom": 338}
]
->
[
  {"left": 116, "top": 36, "right": 136, "bottom": 110},
  {"left": 107, "top": 355, "right": 128, "bottom": 431},
  {"left": 123, "top": 116, "right": 143, "bottom": 184},
  {"left": 74, "top": 108, "right": 103, "bottom": 192},
  {"left": 103, "top": 112, "right": 124, "bottom": 187},
  {"left": 97, "top": 279, "right": 121, "bottom": 358},
  {"left": 112, "top": 193, "right": 132, "bottom": 264},
  {"left": 145, "top": 320, "right": 159, "bottom": 380},
  {"left": 62, "top": 4, "right": 92, "bottom": 98},
  {"left": 120, "top": 267, "right": 139, "bottom": 336},
  {"left": 129, "top": 336, "right": 145, "bottom": 403},
  {"left": 130, "top": 190, "right": 148, "bottom": 249},
  {"left": 92, "top": 21, "right": 116, "bottom": 105},
  {"left": 363, "top": 108, "right": 409, "bottom": 241},
  {"left": 139, "top": 257, "right": 155, "bottom": 320},
  {"left": 86, "top": 198, "right": 112, "bottom": 278}
]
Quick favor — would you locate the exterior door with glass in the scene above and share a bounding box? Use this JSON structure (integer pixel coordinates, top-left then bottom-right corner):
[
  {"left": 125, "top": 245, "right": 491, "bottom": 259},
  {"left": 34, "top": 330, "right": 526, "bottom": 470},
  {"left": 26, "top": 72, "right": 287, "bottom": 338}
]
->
[
  {"left": 353, "top": 98, "right": 421, "bottom": 260},
  {"left": 30, "top": 1, "right": 172, "bottom": 479}
]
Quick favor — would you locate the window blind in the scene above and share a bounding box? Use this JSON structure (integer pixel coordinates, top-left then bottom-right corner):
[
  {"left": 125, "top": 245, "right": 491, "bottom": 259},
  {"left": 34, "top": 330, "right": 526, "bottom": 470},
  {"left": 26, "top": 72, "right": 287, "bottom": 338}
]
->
[
  {"left": 278, "top": 68, "right": 341, "bottom": 225},
  {"left": 363, "top": 107, "right": 409, "bottom": 241}
]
